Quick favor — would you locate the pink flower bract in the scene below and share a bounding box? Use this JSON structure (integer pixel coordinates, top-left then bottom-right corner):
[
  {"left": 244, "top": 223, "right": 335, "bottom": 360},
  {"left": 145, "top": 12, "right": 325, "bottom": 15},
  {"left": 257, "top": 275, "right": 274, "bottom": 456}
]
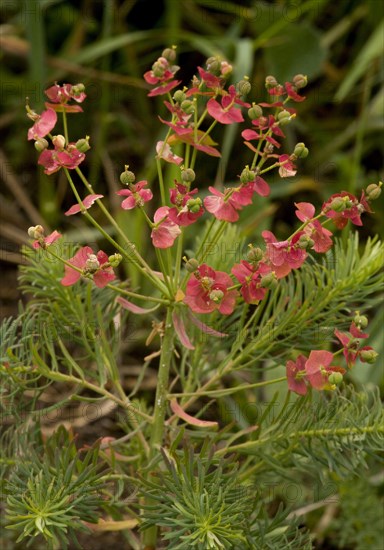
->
[
  {"left": 32, "top": 230, "right": 61, "bottom": 249},
  {"left": 28, "top": 109, "right": 57, "bottom": 140},
  {"left": 61, "top": 246, "right": 115, "bottom": 288},
  {"left": 184, "top": 264, "right": 238, "bottom": 315},
  {"left": 117, "top": 181, "right": 153, "bottom": 210},
  {"left": 305, "top": 350, "right": 344, "bottom": 390},
  {"left": 231, "top": 260, "right": 270, "bottom": 304},
  {"left": 65, "top": 194, "right": 104, "bottom": 216},
  {"left": 286, "top": 355, "right": 308, "bottom": 395},
  {"left": 38, "top": 145, "right": 85, "bottom": 175},
  {"left": 204, "top": 183, "right": 254, "bottom": 222},
  {"left": 151, "top": 206, "right": 181, "bottom": 249}
]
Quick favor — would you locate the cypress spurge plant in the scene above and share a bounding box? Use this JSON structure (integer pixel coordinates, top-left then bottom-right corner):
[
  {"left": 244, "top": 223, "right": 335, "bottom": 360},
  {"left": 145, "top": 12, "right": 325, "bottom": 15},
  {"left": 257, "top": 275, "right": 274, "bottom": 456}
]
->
[{"left": 1, "top": 48, "right": 383, "bottom": 549}]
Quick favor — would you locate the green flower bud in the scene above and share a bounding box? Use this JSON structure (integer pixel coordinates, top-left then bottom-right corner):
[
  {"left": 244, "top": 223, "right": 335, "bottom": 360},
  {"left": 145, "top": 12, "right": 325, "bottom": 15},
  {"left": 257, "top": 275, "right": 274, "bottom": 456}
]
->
[
  {"left": 72, "top": 83, "right": 85, "bottom": 95},
  {"left": 173, "top": 90, "right": 186, "bottom": 103},
  {"left": 181, "top": 168, "right": 196, "bottom": 183},
  {"left": 75, "top": 137, "right": 91, "bottom": 152},
  {"left": 108, "top": 253, "right": 122, "bottom": 267},
  {"left": 247, "top": 246, "right": 263, "bottom": 263},
  {"left": 206, "top": 56, "right": 221, "bottom": 75},
  {"left": 180, "top": 100, "right": 195, "bottom": 114},
  {"left": 260, "top": 271, "right": 278, "bottom": 289},
  {"left": 34, "top": 138, "right": 49, "bottom": 152},
  {"left": 120, "top": 166, "right": 135, "bottom": 185},
  {"left": 365, "top": 182, "right": 382, "bottom": 201},
  {"left": 184, "top": 258, "right": 199, "bottom": 273},
  {"left": 293, "top": 142, "right": 309, "bottom": 158},
  {"left": 298, "top": 234, "right": 314, "bottom": 249},
  {"left": 353, "top": 312, "right": 368, "bottom": 329},
  {"left": 277, "top": 110, "right": 291, "bottom": 126},
  {"left": 359, "top": 349, "right": 378, "bottom": 364},
  {"left": 236, "top": 78, "right": 251, "bottom": 96},
  {"left": 240, "top": 166, "right": 256, "bottom": 184},
  {"left": 248, "top": 103, "right": 263, "bottom": 120},
  {"left": 186, "top": 198, "right": 202, "bottom": 213},
  {"left": 162, "top": 47, "right": 177, "bottom": 62},
  {"left": 293, "top": 74, "right": 307, "bottom": 89},
  {"left": 265, "top": 75, "right": 278, "bottom": 90},
  {"left": 209, "top": 289, "right": 224, "bottom": 303},
  {"left": 329, "top": 197, "right": 347, "bottom": 212},
  {"left": 328, "top": 372, "right": 343, "bottom": 385}
]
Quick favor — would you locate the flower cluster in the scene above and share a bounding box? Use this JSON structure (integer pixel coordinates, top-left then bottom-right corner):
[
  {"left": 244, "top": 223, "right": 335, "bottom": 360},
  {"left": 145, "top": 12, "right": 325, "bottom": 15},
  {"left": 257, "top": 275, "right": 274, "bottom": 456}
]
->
[
  {"left": 26, "top": 84, "right": 89, "bottom": 174},
  {"left": 26, "top": 48, "right": 380, "bottom": 398}
]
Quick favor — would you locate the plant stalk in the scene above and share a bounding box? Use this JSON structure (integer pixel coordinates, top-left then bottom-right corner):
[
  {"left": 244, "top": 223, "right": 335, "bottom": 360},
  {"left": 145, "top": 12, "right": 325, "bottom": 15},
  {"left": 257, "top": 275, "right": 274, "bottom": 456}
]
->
[{"left": 142, "top": 306, "right": 175, "bottom": 548}]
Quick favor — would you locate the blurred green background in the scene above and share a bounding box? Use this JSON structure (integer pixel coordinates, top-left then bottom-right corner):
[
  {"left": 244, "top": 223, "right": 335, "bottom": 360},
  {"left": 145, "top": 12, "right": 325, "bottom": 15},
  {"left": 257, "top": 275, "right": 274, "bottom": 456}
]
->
[{"left": 1, "top": 1, "right": 383, "bottom": 353}]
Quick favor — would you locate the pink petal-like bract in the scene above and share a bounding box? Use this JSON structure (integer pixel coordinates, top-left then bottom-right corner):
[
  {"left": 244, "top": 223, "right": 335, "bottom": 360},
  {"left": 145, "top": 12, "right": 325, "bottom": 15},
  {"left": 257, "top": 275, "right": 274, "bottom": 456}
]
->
[
  {"left": 28, "top": 109, "right": 57, "bottom": 140},
  {"left": 117, "top": 297, "right": 158, "bottom": 314},
  {"left": 172, "top": 311, "right": 195, "bottom": 350},
  {"left": 65, "top": 194, "right": 103, "bottom": 216},
  {"left": 170, "top": 399, "right": 218, "bottom": 427}
]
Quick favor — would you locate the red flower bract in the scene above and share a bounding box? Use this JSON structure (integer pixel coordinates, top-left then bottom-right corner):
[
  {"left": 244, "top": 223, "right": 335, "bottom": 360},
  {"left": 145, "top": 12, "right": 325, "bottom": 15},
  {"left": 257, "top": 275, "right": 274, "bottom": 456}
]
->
[
  {"left": 204, "top": 183, "right": 254, "bottom": 222},
  {"left": 32, "top": 230, "right": 61, "bottom": 249},
  {"left": 305, "top": 350, "right": 344, "bottom": 390},
  {"left": 28, "top": 109, "right": 57, "bottom": 140},
  {"left": 286, "top": 355, "right": 308, "bottom": 395},
  {"left": 117, "top": 181, "right": 153, "bottom": 210},
  {"left": 322, "top": 192, "right": 364, "bottom": 229},
  {"left": 38, "top": 144, "right": 85, "bottom": 175},
  {"left": 151, "top": 206, "right": 181, "bottom": 249},
  {"left": 295, "top": 202, "right": 333, "bottom": 253},
  {"left": 231, "top": 260, "right": 270, "bottom": 304},
  {"left": 61, "top": 246, "right": 115, "bottom": 288},
  {"left": 262, "top": 230, "right": 307, "bottom": 277},
  {"left": 65, "top": 194, "right": 104, "bottom": 216},
  {"left": 207, "top": 85, "right": 249, "bottom": 124},
  {"left": 184, "top": 264, "right": 238, "bottom": 315}
]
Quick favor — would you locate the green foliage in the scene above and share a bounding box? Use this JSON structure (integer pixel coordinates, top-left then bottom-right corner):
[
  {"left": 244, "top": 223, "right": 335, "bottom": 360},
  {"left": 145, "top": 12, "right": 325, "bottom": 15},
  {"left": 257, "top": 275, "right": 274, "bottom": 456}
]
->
[
  {"left": 224, "top": 386, "right": 384, "bottom": 476},
  {"left": 141, "top": 441, "right": 312, "bottom": 549},
  {"left": 328, "top": 475, "right": 384, "bottom": 549},
  {"left": 4, "top": 426, "right": 106, "bottom": 549}
]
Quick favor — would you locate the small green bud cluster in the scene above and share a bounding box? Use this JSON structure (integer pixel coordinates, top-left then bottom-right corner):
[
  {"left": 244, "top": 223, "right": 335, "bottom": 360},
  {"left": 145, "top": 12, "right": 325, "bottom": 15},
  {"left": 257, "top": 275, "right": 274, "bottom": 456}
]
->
[
  {"left": 108, "top": 253, "right": 123, "bottom": 267},
  {"left": 240, "top": 165, "right": 256, "bottom": 184},
  {"left": 236, "top": 77, "right": 251, "bottom": 96},
  {"left": 365, "top": 182, "right": 382, "bottom": 201},
  {"left": 76, "top": 136, "right": 91, "bottom": 152},
  {"left": 293, "top": 142, "right": 309, "bottom": 159},
  {"left": 181, "top": 168, "right": 196, "bottom": 183},
  {"left": 186, "top": 198, "right": 202, "bottom": 213},
  {"left": 34, "top": 138, "right": 49, "bottom": 152},
  {"left": 184, "top": 257, "right": 199, "bottom": 273},
  {"left": 298, "top": 234, "right": 314, "bottom": 249},
  {"left": 247, "top": 245, "right": 263, "bottom": 264},
  {"left": 265, "top": 75, "right": 278, "bottom": 90},
  {"left": 353, "top": 312, "right": 368, "bottom": 329},
  {"left": 260, "top": 271, "right": 278, "bottom": 289},
  {"left": 120, "top": 166, "right": 135, "bottom": 185},
  {"left": 248, "top": 103, "right": 263, "bottom": 120}
]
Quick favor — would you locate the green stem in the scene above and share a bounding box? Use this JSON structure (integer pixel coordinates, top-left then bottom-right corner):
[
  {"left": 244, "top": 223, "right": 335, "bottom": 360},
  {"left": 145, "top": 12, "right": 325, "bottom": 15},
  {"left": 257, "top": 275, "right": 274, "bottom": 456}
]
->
[
  {"left": 62, "top": 110, "right": 69, "bottom": 143},
  {"left": 143, "top": 307, "right": 175, "bottom": 548},
  {"left": 74, "top": 167, "right": 169, "bottom": 295},
  {"left": 168, "top": 376, "right": 287, "bottom": 398}
]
